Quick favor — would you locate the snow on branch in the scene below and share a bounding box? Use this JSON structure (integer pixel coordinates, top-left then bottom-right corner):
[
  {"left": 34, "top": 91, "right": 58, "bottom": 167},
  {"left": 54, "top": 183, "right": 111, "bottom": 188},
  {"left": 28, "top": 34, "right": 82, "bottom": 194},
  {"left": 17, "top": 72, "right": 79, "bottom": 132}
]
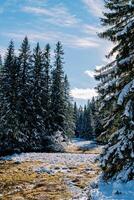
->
[
  {"left": 124, "top": 100, "right": 132, "bottom": 118},
  {"left": 119, "top": 54, "right": 134, "bottom": 65},
  {"left": 117, "top": 79, "right": 134, "bottom": 105}
]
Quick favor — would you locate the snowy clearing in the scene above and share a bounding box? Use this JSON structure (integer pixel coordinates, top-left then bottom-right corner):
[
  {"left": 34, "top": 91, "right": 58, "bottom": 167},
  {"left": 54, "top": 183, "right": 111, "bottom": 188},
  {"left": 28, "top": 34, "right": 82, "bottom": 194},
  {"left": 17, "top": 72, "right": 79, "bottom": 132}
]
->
[
  {"left": 90, "top": 177, "right": 134, "bottom": 200},
  {"left": 2, "top": 152, "right": 96, "bottom": 165},
  {"left": 1, "top": 139, "right": 133, "bottom": 200},
  {"left": 0, "top": 139, "right": 101, "bottom": 200},
  {"left": 71, "top": 138, "right": 97, "bottom": 149}
]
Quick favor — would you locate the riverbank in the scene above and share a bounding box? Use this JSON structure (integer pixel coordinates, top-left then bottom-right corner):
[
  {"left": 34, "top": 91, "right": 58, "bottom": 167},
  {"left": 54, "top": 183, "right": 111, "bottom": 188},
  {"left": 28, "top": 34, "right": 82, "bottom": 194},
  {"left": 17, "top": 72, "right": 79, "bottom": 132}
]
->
[{"left": 0, "top": 139, "right": 102, "bottom": 200}]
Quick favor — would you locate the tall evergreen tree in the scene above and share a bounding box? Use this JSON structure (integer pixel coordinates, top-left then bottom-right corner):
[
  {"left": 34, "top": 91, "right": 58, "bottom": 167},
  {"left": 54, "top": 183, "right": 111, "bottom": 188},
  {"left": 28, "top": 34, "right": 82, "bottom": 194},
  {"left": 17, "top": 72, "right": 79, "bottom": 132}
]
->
[
  {"left": 81, "top": 105, "right": 88, "bottom": 138},
  {"left": 74, "top": 102, "right": 79, "bottom": 137},
  {"left": 19, "top": 37, "right": 31, "bottom": 85},
  {"left": 0, "top": 54, "right": 2, "bottom": 87},
  {"left": 0, "top": 38, "right": 74, "bottom": 154},
  {"left": 85, "top": 101, "right": 93, "bottom": 138},
  {"left": 64, "top": 74, "right": 75, "bottom": 137},
  {"left": 31, "top": 43, "right": 45, "bottom": 148},
  {"left": 77, "top": 106, "right": 84, "bottom": 136},
  {"left": 96, "top": 0, "right": 134, "bottom": 181},
  {"left": 74, "top": 101, "right": 94, "bottom": 139},
  {"left": 0, "top": 54, "right": 2, "bottom": 67},
  {"left": 0, "top": 41, "right": 20, "bottom": 154},
  {"left": 32, "top": 43, "right": 43, "bottom": 122},
  {"left": 90, "top": 98, "right": 102, "bottom": 140},
  {"left": 42, "top": 44, "right": 51, "bottom": 130},
  {"left": 17, "top": 36, "right": 33, "bottom": 150},
  {"left": 50, "top": 41, "right": 65, "bottom": 132},
  {"left": 74, "top": 102, "right": 78, "bottom": 122}
]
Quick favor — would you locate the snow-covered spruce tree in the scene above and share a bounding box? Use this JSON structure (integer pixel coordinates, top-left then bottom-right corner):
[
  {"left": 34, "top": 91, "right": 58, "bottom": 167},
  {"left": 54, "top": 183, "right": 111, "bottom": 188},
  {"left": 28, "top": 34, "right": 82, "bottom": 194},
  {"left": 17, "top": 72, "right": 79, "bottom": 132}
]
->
[
  {"left": 74, "top": 102, "right": 79, "bottom": 137},
  {"left": 0, "top": 54, "right": 2, "bottom": 67},
  {"left": 0, "top": 41, "right": 20, "bottom": 154},
  {"left": 83, "top": 105, "right": 88, "bottom": 137},
  {"left": 95, "top": 63, "right": 118, "bottom": 143},
  {"left": 63, "top": 74, "right": 75, "bottom": 138},
  {"left": 85, "top": 101, "right": 93, "bottom": 139},
  {"left": 50, "top": 42, "right": 66, "bottom": 133},
  {"left": 41, "top": 44, "right": 51, "bottom": 131},
  {"left": 31, "top": 42, "right": 45, "bottom": 150},
  {"left": 77, "top": 103, "right": 93, "bottom": 139},
  {"left": 76, "top": 106, "right": 84, "bottom": 136},
  {"left": 90, "top": 97, "right": 103, "bottom": 140},
  {"left": 74, "top": 101, "right": 94, "bottom": 139},
  {"left": 17, "top": 36, "right": 34, "bottom": 151},
  {"left": 75, "top": 105, "right": 84, "bottom": 138},
  {"left": 96, "top": 0, "right": 134, "bottom": 181}
]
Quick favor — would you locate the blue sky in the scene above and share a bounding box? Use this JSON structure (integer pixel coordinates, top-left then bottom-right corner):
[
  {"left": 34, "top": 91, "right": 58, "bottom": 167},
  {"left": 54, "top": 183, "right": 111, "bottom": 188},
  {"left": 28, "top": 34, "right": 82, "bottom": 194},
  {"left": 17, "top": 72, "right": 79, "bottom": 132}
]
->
[{"left": 0, "top": 0, "right": 112, "bottom": 105}]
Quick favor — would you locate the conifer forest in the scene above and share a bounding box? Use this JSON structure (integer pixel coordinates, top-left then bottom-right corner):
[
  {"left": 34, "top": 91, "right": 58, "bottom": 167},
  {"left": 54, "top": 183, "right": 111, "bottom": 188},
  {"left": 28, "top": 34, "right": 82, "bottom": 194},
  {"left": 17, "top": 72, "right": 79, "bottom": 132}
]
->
[{"left": 0, "top": 0, "right": 133, "bottom": 199}]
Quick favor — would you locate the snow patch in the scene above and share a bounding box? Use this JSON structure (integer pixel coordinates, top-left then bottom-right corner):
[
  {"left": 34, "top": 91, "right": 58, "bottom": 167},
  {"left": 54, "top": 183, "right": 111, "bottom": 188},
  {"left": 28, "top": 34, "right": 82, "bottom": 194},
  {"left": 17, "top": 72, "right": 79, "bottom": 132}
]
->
[
  {"left": 90, "top": 177, "right": 134, "bottom": 200},
  {"left": 118, "top": 80, "right": 134, "bottom": 105}
]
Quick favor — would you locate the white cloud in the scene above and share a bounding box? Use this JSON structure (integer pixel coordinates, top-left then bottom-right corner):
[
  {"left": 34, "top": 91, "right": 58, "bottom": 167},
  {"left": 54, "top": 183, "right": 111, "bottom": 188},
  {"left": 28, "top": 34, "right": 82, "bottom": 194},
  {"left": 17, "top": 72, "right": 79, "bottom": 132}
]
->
[
  {"left": 22, "top": 6, "right": 79, "bottom": 27},
  {"left": 71, "top": 88, "right": 97, "bottom": 100},
  {"left": 82, "top": 0, "right": 104, "bottom": 17},
  {"left": 0, "top": 47, "right": 6, "bottom": 58},
  {"left": 22, "top": 7, "right": 52, "bottom": 15},
  {"left": 95, "top": 65, "right": 103, "bottom": 70},
  {"left": 83, "top": 24, "right": 102, "bottom": 35},
  {"left": 3, "top": 3, "right": 102, "bottom": 49},
  {"left": 27, "top": 0, "right": 48, "bottom": 5},
  {"left": 3, "top": 32, "right": 53, "bottom": 42},
  {"left": 3, "top": 31, "right": 99, "bottom": 49},
  {"left": 84, "top": 70, "right": 95, "bottom": 78},
  {"left": 68, "top": 36, "right": 99, "bottom": 48}
]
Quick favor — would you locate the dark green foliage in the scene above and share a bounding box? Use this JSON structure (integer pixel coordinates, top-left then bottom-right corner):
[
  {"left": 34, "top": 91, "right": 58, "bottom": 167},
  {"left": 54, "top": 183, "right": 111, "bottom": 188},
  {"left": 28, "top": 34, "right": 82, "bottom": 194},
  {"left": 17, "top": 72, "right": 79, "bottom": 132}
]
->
[
  {"left": 0, "top": 41, "right": 21, "bottom": 154},
  {"left": 76, "top": 106, "right": 84, "bottom": 136},
  {"left": 90, "top": 98, "right": 103, "bottom": 140},
  {"left": 73, "top": 102, "right": 79, "bottom": 136},
  {"left": 42, "top": 44, "right": 51, "bottom": 131},
  {"left": 74, "top": 101, "right": 94, "bottom": 139},
  {"left": 64, "top": 75, "right": 75, "bottom": 137},
  {"left": 0, "top": 55, "right": 2, "bottom": 67},
  {"left": 96, "top": 0, "right": 134, "bottom": 181},
  {"left": 0, "top": 39, "right": 74, "bottom": 155},
  {"left": 50, "top": 42, "right": 66, "bottom": 132},
  {"left": 17, "top": 37, "right": 34, "bottom": 150},
  {"left": 31, "top": 43, "right": 45, "bottom": 149}
]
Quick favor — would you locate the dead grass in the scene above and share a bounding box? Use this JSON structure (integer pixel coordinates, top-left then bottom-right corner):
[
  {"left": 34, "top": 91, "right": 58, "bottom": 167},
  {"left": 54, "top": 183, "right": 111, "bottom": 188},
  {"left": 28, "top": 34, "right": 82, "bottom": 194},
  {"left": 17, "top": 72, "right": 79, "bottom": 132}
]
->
[
  {"left": 0, "top": 161, "right": 71, "bottom": 200},
  {"left": 0, "top": 159, "right": 100, "bottom": 200},
  {"left": 65, "top": 163, "right": 100, "bottom": 189},
  {"left": 65, "top": 143, "right": 102, "bottom": 154},
  {"left": 65, "top": 144, "right": 78, "bottom": 153},
  {"left": 0, "top": 142, "right": 102, "bottom": 200}
]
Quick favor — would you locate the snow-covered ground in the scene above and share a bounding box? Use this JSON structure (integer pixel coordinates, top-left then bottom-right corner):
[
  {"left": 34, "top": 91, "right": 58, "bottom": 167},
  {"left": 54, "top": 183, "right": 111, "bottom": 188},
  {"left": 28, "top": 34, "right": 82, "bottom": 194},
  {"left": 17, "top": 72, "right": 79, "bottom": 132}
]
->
[
  {"left": 1, "top": 138, "right": 133, "bottom": 200},
  {"left": 1, "top": 138, "right": 100, "bottom": 200},
  {"left": 2, "top": 152, "right": 96, "bottom": 165},
  {"left": 90, "top": 177, "right": 134, "bottom": 200},
  {"left": 1, "top": 138, "right": 99, "bottom": 165},
  {"left": 71, "top": 138, "right": 97, "bottom": 150},
  {"left": 72, "top": 139, "right": 134, "bottom": 200}
]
